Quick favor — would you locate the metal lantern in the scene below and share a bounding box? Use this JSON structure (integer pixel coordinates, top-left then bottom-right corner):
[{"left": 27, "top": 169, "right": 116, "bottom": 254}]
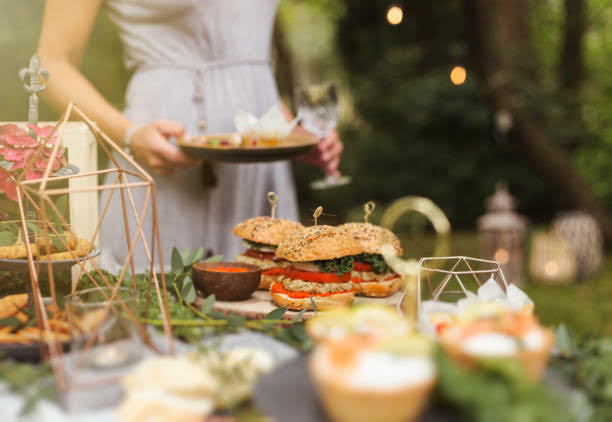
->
[
  {"left": 477, "top": 182, "right": 527, "bottom": 284},
  {"left": 528, "top": 231, "right": 577, "bottom": 285}
]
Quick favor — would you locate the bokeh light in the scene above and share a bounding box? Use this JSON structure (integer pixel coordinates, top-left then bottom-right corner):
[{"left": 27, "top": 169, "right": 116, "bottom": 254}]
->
[
  {"left": 450, "top": 66, "right": 467, "bottom": 85},
  {"left": 494, "top": 248, "right": 510, "bottom": 265},
  {"left": 386, "top": 5, "right": 403, "bottom": 25},
  {"left": 544, "top": 260, "right": 560, "bottom": 277}
]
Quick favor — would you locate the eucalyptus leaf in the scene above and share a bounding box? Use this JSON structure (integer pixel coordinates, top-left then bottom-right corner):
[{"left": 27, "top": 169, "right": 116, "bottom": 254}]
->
[
  {"left": 227, "top": 313, "right": 245, "bottom": 328},
  {"left": 55, "top": 294, "right": 65, "bottom": 311},
  {"left": 204, "top": 254, "right": 224, "bottom": 263},
  {"left": 557, "top": 324, "right": 575, "bottom": 357},
  {"left": 201, "top": 294, "right": 216, "bottom": 314},
  {"left": 192, "top": 247, "right": 204, "bottom": 264},
  {"left": 309, "top": 297, "right": 318, "bottom": 313},
  {"left": 208, "top": 310, "right": 226, "bottom": 320},
  {"left": 171, "top": 247, "right": 184, "bottom": 274},
  {"left": 265, "top": 307, "right": 286, "bottom": 321},
  {"left": 181, "top": 276, "right": 196, "bottom": 303},
  {"left": 183, "top": 249, "right": 199, "bottom": 267},
  {"left": 26, "top": 221, "right": 41, "bottom": 234},
  {"left": 290, "top": 324, "right": 308, "bottom": 343},
  {"left": 0, "top": 317, "right": 24, "bottom": 328},
  {"left": 51, "top": 235, "right": 67, "bottom": 253},
  {"left": 182, "top": 247, "right": 190, "bottom": 260},
  {"left": 293, "top": 307, "right": 308, "bottom": 322},
  {"left": 0, "top": 231, "right": 15, "bottom": 246},
  {"left": 55, "top": 195, "right": 68, "bottom": 218},
  {"left": 183, "top": 285, "right": 196, "bottom": 303}
]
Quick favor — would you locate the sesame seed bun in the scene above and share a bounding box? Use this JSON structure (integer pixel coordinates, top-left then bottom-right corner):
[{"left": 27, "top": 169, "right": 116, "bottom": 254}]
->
[
  {"left": 270, "top": 289, "right": 355, "bottom": 311},
  {"left": 232, "top": 216, "right": 304, "bottom": 246},
  {"left": 275, "top": 225, "right": 362, "bottom": 262},
  {"left": 339, "top": 223, "right": 403, "bottom": 255}
]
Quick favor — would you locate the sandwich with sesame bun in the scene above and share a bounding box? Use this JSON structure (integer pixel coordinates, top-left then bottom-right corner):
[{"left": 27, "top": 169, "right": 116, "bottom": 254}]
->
[
  {"left": 272, "top": 225, "right": 362, "bottom": 311},
  {"left": 339, "top": 222, "right": 403, "bottom": 298},
  {"left": 233, "top": 216, "right": 304, "bottom": 289}
]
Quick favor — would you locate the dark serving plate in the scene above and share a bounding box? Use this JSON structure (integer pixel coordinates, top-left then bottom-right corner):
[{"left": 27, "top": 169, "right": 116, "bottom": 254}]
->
[
  {"left": 178, "top": 135, "right": 318, "bottom": 163},
  {"left": 0, "top": 339, "right": 71, "bottom": 363},
  {"left": 0, "top": 247, "right": 100, "bottom": 273},
  {"left": 253, "top": 356, "right": 455, "bottom": 422}
]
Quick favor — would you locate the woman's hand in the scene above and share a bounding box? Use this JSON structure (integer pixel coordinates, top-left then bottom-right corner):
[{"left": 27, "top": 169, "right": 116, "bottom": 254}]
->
[
  {"left": 297, "top": 129, "right": 344, "bottom": 177},
  {"left": 129, "top": 120, "right": 201, "bottom": 176}
]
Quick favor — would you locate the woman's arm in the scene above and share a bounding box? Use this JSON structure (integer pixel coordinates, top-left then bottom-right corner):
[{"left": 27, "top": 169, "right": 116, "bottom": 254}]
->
[
  {"left": 38, "top": 0, "right": 199, "bottom": 175},
  {"left": 38, "top": 0, "right": 130, "bottom": 143}
]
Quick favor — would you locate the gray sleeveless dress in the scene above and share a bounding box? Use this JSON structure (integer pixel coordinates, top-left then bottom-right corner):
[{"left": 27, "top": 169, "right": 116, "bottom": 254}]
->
[{"left": 99, "top": 0, "right": 298, "bottom": 272}]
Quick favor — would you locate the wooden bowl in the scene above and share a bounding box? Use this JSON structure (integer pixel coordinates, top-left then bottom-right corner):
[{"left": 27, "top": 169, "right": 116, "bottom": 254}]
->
[{"left": 192, "top": 261, "right": 261, "bottom": 301}]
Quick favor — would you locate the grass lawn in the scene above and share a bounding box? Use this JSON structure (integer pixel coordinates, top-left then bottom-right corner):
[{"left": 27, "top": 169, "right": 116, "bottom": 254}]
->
[{"left": 399, "top": 230, "right": 612, "bottom": 337}]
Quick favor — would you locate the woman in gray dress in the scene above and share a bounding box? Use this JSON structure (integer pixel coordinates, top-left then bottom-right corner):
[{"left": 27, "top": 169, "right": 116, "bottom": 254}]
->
[{"left": 37, "top": 0, "right": 343, "bottom": 272}]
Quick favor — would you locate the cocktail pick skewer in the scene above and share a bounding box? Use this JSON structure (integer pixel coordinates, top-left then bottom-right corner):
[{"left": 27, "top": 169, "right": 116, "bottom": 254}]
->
[
  {"left": 363, "top": 201, "right": 375, "bottom": 223},
  {"left": 267, "top": 191, "right": 278, "bottom": 219},
  {"left": 313, "top": 206, "right": 323, "bottom": 226}
]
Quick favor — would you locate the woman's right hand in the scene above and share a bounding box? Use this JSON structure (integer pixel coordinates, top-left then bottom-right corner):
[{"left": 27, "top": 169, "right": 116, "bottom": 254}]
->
[{"left": 129, "top": 120, "right": 202, "bottom": 176}]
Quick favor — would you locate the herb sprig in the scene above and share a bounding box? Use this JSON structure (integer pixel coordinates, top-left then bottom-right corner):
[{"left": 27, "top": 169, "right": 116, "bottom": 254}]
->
[{"left": 78, "top": 246, "right": 313, "bottom": 350}]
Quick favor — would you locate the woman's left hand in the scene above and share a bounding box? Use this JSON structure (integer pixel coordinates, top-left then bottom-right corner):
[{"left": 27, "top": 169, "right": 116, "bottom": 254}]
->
[{"left": 297, "top": 130, "right": 344, "bottom": 177}]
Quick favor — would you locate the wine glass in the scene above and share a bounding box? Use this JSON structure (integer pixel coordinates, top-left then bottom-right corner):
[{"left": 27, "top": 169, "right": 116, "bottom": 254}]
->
[{"left": 294, "top": 83, "right": 351, "bottom": 189}]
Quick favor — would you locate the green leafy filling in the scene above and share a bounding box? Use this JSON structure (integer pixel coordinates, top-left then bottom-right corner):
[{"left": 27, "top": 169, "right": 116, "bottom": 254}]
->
[
  {"left": 315, "top": 255, "right": 355, "bottom": 275},
  {"left": 244, "top": 239, "right": 274, "bottom": 250},
  {"left": 355, "top": 252, "right": 390, "bottom": 274}
]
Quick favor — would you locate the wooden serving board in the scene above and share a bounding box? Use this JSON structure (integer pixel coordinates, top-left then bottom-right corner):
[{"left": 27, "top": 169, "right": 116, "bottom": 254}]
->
[{"left": 197, "top": 290, "right": 404, "bottom": 321}]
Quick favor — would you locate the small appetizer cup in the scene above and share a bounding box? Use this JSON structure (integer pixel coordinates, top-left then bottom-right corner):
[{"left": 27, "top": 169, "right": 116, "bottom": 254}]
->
[
  {"left": 192, "top": 261, "right": 261, "bottom": 301},
  {"left": 309, "top": 338, "right": 436, "bottom": 422},
  {"left": 441, "top": 328, "right": 554, "bottom": 381}
]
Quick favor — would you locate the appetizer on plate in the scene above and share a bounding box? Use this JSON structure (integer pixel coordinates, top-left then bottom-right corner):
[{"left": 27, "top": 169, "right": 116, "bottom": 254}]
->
[
  {"left": 439, "top": 302, "right": 553, "bottom": 380},
  {"left": 0, "top": 294, "right": 69, "bottom": 344},
  {"left": 234, "top": 106, "right": 297, "bottom": 147},
  {"left": 310, "top": 334, "right": 436, "bottom": 422},
  {"left": 233, "top": 216, "right": 304, "bottom": 289},
  {"left": 339, "top": 222, "right": 403, "bottom": 297},
  {"left": 117, "top": 348, "right": 274, "bottom": 422},
  {"left": 418, "top": 277, "right": 534, "bottom": 338},
  {"left": 306, "top": 304, "right": 410, "bottom": 343},
  {"left": 272, "top": 225, "right": 362, "bottom": 311}
]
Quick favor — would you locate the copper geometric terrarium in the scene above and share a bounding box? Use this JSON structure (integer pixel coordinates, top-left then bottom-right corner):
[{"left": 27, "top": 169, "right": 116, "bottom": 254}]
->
[
  {"left": 9, "top": 102, "right": 174, "bottom": 392},
  {"left": 416, "top": 256, "right": 510, "bottom": 308}
]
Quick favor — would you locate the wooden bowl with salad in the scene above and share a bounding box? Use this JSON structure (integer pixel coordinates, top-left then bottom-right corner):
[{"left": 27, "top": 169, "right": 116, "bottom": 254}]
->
[{"left": 192, "top": 261, "right": 261, "bottom": 301}]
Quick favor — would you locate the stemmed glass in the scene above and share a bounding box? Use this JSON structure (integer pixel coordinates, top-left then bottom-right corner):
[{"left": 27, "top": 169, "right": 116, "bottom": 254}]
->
[{"left": 295, "top": 83, "right": 351, "bottom": 190}]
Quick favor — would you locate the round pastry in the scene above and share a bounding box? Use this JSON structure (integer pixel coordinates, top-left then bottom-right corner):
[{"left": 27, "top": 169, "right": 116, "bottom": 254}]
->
[
  {"left": 232, "top": 216, "right": 304, "bottom": 289},
  {"left": 339, "top": 222, "right": 403, "bottom": 298}
]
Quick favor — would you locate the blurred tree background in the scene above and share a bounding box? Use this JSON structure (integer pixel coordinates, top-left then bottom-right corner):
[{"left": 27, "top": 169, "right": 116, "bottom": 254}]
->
[{"left": 1, "top": 0, "right": 612, "bottom": 236}]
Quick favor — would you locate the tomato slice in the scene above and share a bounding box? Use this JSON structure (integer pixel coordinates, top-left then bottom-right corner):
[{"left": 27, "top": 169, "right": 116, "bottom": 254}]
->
[
  {"left": 354, "top": 261, "right": 373, "bottom": 272},
  {"left": 284, "top": 266, "right": 351, "bottom": 283},
  {"left": 262, "top": 267, "right": 284, "bottom": 276},
  {"left": 245, "top": 248, "right": 276, "bottom": 261},
  {"left": 270, "top": 282, "right": 353, "bottom": 299}
]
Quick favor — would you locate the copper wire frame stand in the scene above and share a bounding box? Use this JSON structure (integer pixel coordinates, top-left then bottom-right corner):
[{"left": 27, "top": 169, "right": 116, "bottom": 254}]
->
[
  {"left": 416, "top": 256, "right": 509, "bottom": 313},
  {"left": 14, "top": 102, "right": 174, "bottom": 392}
]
